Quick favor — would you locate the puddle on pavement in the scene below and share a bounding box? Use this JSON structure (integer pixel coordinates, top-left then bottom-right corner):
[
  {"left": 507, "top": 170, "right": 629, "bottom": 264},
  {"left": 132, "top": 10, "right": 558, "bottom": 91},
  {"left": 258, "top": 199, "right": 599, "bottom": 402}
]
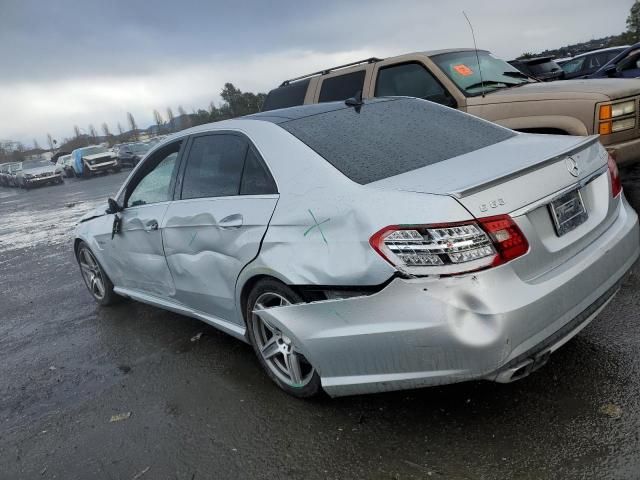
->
[{"left": 0, "top": 200, "right": 103, "bottom": 254}]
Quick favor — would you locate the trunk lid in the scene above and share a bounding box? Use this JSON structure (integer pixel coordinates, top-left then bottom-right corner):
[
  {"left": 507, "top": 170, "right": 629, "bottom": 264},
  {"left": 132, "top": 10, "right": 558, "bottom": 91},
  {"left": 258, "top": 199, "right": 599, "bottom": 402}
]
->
[{"left": 369, "top": 133, "right": 616, "bottom": 280}]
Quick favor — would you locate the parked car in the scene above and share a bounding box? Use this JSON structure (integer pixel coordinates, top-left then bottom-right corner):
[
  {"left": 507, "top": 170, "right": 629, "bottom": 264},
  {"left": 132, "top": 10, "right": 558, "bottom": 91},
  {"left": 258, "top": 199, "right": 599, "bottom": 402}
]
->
[
  {"left": 74, "top": 98, "right": 638, "bottom": 398},
  {"left": 5, "top": 162, "right": 23, "bottom": 187},
  {"left": 508, "top": 57, "right": 565, "bottom": 81},
  {"left": 559, "top": 46, "right": 630, "bottom": 79},
  {"left": 16, "top": 158, "right": 63, "bottom": 189},
  {"left": 50, "top": 150, "right": 71, "bottom": 165},
  {"left": 262, "top": 50, "right": 640, "bottom": 166},
  {"left": 71, "top": 145, "right": 120, "bottom": 178},
  {"left": 56, "top": 154, "right": 75, "bottom": 178},
  {"left": 116, "top": 142, "right": 151, "bottom": 168},
  {"left": 0, "top": 163, "right": 10, "bottom": 186},
  {"left": 587, "top": 43, "right": 640, "bottom": 80}
]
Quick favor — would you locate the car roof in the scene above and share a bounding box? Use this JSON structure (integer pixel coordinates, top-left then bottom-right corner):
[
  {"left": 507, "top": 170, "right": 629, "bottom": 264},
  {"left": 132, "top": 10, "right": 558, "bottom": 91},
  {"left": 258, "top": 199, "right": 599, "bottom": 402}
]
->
[
  {"left": 153, "top": 97, "right": 424, "bottom": 148},
  {"left": 243, "top": 97, "right": 398, "bottom": 124},
  {"left": 569, "top": 46, "right": 630, "bottom": 59},
  {"left": 510, "top": 56, "right": 556, "bottom": 64},
  {"left": 422, "top": 48, "right": 485, "bottom": 57}
]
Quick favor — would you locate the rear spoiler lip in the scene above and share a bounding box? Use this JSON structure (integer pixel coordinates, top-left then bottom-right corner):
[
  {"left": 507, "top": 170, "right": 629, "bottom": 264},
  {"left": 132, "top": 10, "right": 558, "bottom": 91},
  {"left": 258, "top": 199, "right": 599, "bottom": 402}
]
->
[{"left": 451, "top": 135, "right": 601, "bottom": 199}]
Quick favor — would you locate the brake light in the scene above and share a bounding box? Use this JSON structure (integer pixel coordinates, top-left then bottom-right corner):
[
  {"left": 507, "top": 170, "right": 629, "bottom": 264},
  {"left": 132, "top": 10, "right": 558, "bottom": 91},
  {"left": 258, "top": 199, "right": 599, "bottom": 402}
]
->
[
  {"left": 607, "top": 153, "right": 622, "bottom": 198},
  {"left": 369, "top": 215, "right": 529, "bottom": 275},
  {"left": 477, "top": 215, "right": 529, "bottom": 266}
]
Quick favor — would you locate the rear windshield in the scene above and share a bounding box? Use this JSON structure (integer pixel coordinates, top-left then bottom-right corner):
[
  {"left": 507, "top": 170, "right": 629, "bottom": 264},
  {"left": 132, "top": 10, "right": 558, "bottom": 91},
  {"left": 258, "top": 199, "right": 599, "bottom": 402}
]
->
[
  {"left": 278, "top": 98, "right": 515, "bottom": 184},
  {"left": 262, "top": 79, "right": 310, "bottom": 112},
  {"left": 528, "top": 61, "right": 561, "bottom": 74}
]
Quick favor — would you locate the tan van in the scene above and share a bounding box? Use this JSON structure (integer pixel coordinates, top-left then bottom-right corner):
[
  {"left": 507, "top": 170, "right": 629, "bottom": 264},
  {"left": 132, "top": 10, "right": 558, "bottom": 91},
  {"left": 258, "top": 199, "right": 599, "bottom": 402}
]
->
[{"left": 263, "top": 49, "right": 640, "bottom": 166}]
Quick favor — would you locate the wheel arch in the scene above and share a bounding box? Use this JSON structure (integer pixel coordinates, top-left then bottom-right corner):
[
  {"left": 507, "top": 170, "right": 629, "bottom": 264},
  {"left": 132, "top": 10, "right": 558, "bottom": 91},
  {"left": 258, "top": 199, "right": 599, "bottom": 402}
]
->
[
  {"left": 237, "top": 271, "right": 301, "bottom": 327},
  {"left": 495, "top": 115, "right": 588, "bottom": 136}
]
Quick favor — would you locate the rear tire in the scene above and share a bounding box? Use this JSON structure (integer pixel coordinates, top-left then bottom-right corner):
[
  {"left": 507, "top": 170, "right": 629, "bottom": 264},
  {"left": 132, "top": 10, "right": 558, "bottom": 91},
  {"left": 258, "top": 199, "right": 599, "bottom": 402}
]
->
[
  {"left": 245, "top": 278, "right": 322, "bottom": 398},
  {"left": 76, "top": 241, "right": 118, "bottom": 306}
]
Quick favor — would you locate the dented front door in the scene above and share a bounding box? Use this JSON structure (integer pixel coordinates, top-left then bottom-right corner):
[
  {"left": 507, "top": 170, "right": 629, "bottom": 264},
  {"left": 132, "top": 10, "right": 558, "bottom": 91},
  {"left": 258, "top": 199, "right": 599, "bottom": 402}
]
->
[{"left": 113, "top": 202, "right": 175, "bottom": 297}]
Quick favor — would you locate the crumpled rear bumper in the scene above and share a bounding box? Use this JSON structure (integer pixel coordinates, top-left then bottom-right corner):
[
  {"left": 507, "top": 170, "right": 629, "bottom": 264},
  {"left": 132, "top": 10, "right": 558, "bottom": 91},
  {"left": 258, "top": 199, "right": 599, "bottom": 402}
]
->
[{"left": 257, "top": 197, "right": 639, "bottom": 397}]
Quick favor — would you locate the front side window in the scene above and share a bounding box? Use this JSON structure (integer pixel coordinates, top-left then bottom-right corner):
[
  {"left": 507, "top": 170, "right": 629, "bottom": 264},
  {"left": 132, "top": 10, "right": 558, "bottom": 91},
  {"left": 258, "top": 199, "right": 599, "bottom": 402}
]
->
[
  {"left": 432, "top": 51, "right": 532, "bottom": 96},
  {"left": 181, "top": 134, "right": 248, "bottom": 199},
  {"left": 318, "top": 70, "right": 366, "bottom": 103},
  {"left": 127, "top": 143, "right": 181, "bottom": 207},
  {"left": 375, "top": 62, "right": 455, "bottom": 107}
]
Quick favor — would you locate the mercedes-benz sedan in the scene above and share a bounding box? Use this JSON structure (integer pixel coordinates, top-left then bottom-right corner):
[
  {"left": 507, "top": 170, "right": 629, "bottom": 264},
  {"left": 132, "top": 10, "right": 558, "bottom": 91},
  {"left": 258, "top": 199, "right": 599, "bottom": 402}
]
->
[{"left": 74, "top": 97, "right": 639, "bottom": 397}]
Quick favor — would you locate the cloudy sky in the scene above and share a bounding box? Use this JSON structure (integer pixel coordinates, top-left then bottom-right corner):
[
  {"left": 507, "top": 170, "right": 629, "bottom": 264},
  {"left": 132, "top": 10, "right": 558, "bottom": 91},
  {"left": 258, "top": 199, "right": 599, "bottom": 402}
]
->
[{"left": 1, "top": 0, "right": 634, "bottom": 146}]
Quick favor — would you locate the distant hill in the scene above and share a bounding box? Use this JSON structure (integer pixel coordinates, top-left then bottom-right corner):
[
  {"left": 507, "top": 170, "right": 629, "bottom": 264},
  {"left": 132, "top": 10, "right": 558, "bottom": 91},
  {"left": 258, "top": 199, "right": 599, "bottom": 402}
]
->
[{"left": 517, "top": 32, "right": 634, "bottom": 60}]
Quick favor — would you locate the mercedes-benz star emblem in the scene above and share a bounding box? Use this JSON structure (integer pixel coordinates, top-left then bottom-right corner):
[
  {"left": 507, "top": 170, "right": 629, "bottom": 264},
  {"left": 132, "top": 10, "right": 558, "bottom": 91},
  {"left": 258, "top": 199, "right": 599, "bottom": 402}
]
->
[{"left": 566, "top": 156, "right": 580, "bottom": 177}]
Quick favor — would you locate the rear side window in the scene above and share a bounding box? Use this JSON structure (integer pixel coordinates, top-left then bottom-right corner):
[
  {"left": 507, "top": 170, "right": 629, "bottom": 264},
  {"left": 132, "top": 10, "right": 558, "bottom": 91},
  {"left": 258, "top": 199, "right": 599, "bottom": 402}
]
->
[
  {"left": 240, "top": 148, "right": 277, "bottom": 195},
  {"left": 181, "top": 135, "right": 248, "bottom": 199},
  {"left": 262, "top": 79, "right": 310, "bottom": 112},
  {"left": 279, "top": 98, "right": 515, "bottom": 185},
  {"left": 375, "top": 63, "right": 455, "bottom": 107},
  {"left": 318, "top": 71, "right": 366, "bottom": 103}
]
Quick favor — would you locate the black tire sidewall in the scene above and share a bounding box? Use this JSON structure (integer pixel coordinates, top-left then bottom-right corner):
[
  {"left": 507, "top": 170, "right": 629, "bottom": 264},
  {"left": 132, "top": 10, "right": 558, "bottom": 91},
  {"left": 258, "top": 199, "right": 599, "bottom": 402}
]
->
[{"left": 245, "top": 279, "right": 322, "bottom": 398}]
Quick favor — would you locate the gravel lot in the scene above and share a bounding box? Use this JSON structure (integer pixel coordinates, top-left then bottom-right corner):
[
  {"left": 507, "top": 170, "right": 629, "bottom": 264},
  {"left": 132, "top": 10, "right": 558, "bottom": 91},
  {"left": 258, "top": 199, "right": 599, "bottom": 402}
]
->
[{"left": 1, "top": 167, "right": 640, "bottom": 479}]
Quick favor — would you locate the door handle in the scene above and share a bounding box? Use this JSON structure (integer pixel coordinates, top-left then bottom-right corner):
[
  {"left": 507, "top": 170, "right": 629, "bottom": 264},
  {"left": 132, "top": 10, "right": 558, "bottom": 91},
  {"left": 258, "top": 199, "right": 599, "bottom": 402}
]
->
[
  {"left": 144, "top": 220, "right": 159, "bottom": 232},
  {"left": 218, "top": 214, "right": 243, "bottom": 229}
]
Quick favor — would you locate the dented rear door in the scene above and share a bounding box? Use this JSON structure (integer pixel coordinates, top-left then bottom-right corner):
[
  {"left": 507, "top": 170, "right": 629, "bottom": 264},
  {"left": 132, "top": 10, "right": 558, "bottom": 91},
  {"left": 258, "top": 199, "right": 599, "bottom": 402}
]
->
[{"left": 162, "top": 133, "right": 279, "bottom": 324}]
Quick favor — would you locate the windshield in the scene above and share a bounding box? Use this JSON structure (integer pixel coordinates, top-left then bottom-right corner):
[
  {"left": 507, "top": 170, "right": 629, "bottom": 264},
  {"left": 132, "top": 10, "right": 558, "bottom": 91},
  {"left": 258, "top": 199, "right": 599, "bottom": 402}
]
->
[
  {"left": 130, "top": 143, "right": 150, "bottom": 153},
  {"left": 528, "top": 61, "right": 560, "bottom": 74},
  {"left": 21, "top": 159, "right": 51, "bottom": 170},
  {"left": 431, "top": 51, "right": 533, "bottom": 96},
  {"left": 81, "top": 146, "right": 108, "bottom": 156}
]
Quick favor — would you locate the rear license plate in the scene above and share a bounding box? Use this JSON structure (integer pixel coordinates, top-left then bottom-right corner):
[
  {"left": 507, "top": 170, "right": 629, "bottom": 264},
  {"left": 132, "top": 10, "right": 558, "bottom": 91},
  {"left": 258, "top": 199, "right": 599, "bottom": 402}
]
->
[{"left": 549, "top": 189, "right": 588, "bottom": 236}]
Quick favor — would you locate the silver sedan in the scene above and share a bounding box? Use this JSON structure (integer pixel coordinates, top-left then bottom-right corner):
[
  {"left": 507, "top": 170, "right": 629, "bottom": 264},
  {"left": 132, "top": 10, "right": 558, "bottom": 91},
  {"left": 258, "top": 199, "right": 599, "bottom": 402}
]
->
[{"left": 74, "top": 97, "right": 639, "bottom": 397}]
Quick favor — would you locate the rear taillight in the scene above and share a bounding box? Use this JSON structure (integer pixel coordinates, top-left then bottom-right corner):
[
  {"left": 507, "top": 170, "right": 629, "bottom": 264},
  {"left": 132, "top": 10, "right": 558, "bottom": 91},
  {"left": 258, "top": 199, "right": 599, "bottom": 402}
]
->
[
  {"left": 370, "top": 215, "right": 529, "bottom": 275},
  {"left": 608, "top": 153, "right": 622, "bottom": 198}
]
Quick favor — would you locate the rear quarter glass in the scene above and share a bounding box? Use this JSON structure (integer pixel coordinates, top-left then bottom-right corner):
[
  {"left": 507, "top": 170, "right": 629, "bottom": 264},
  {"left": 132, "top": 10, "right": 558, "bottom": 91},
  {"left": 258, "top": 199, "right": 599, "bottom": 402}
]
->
[
  {"left": 262, "top": 79, "right": 310, "bottom": 112},
  {"left": 278, "top": 98, "right": 515, "bottom": 184}
]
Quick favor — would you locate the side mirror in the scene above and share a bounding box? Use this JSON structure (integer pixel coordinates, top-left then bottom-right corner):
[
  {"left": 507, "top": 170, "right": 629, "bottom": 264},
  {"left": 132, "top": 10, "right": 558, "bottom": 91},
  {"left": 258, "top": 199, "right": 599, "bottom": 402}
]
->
[
  {"left": 604, "top": 64, "right": 617, "bottom": 78},
  {"left": 106, "top": 197, "right": 123, "bottom": 214}
]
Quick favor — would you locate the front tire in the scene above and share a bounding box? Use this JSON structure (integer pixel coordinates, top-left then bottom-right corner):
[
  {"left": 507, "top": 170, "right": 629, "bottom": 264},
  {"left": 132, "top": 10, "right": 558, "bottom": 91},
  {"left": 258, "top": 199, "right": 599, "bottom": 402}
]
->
[
  {"left": 245, "top": 278, "right": 321, "bottom": 398},
  {"left": 76, "top": 242, "right": 118, "bottom": 306}
]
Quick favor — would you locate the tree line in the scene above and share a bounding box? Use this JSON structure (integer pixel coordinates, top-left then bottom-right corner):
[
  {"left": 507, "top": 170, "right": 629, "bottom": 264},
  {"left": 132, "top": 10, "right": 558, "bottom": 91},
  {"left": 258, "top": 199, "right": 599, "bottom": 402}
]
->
[
  {"left": 0, "top": 82, "right": 267, "bottom": 163},
  {"left": 519, "top": 0, "right": 640, "bottom": 59}
]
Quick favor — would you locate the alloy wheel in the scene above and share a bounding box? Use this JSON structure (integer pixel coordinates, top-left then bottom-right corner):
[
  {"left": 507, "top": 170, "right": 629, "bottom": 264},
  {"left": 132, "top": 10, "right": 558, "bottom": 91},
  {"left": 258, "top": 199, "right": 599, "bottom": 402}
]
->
[
  {"left": 251, "top": 292, "right": 315, "bottom": 388},
  {"left": 78, "top": 248, "right": 106, "bottom": 300}
]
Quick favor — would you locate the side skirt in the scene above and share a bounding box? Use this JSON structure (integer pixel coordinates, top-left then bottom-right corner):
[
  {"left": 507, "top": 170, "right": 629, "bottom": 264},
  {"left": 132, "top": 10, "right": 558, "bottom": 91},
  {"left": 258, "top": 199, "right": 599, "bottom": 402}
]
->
[{"left": 113, "top": 287, "right": 248, "bottom": 342}]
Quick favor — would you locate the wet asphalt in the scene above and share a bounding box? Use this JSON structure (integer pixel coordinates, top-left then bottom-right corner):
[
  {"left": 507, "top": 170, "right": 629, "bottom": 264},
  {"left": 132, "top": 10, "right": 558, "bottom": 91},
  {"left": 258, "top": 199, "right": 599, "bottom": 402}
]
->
[{"left": 1, "top": 167, "right": 640, "bottom": 480}]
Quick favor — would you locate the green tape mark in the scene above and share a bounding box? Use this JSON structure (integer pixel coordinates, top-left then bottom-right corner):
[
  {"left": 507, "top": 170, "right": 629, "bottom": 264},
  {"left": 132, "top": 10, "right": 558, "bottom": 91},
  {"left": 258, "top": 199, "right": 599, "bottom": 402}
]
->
[{"left": 304, "top": 209, "right": 330, "bottom": 244}]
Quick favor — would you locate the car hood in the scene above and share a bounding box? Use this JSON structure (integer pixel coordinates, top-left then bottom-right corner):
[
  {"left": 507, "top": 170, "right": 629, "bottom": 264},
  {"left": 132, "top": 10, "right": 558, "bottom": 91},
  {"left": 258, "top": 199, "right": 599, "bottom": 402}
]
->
[
  {"left": 78, "top": 202, "right": 109, "bottom": 223},
  {"left": 22, "top": 166, "right": 57, "bottom": 175},
  {"left": 470, "top": 78, "right": 640, "bottom": 104}
]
